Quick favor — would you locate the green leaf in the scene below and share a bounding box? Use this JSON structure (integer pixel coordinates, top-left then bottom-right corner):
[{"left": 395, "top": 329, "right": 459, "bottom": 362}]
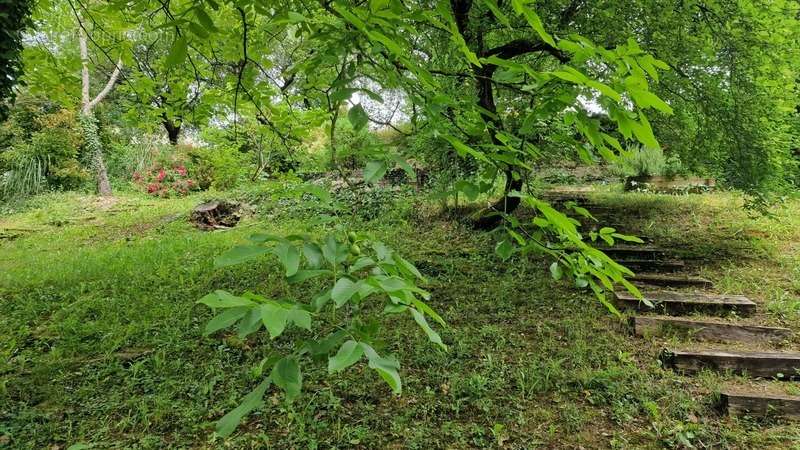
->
[
  {"left": 204, "top": 307, "right": 249, "bottom": 336},
  {"left": 350, "top": 256, "right": 377, "bottom": 272},
  {"left": 629, "top": 89, "right": 673, "bottom": 114},
  {"left": 165, "top": 36, "right": 188, "bottom": 69},
  {"left": 197, "top": 290, "right": 255, "bottom": 308},
  {"left": 361, "top": 343, "right": 402, "bottom": 394},
  {"left": 454, "top": 180, "right": 479, "bottom": 200},
  {"left": 188, "top": 22, "right": 209, "bottom": 38},
  {"left": 237, "top": 308, "right": 262, "bottom": 338},
  {"left": 271, "top": 357, "right": 302, "bottom": 402},
  {"left": 306, "top": 330, "right": 347, "bottom": 356},
  {"left": 215, "top": 245, "right": 270, "bottom": 268},
  {"left": 630, "top": 112, "right": 660, "bottom": 149},
  {"left": 287, "top": 269, "right": 332, "bottom": 284},
  {"left": 364, "top": 160, "right": 388, "bottom": 184},
  {"left": 482, "top": 0, "right": 511, "bottom": 28},
  {"left": 328, "top": 340, "right": 364, "bottom": 373},
  {"left": 378, "top": 276, "right": 407, "bottom": 292},
  {"left": 260, "top": 304, "right": 289, "bottom": 338},
  {"left": 248, "top": 233, "right": 284, "bottom": 243},
  {"left": 495, "top": 240, "right": 514, "bottom": 261},
  {"left": 348, "top": 104, "right": 369, "bottom": 131},
  {"left": 442, "top": 135, "right": 489, "bottom": 162},
  {"left": 513, "top": 1, "right": 556, "bottom": 47},
  {"left": 194, "top": 7, "right": 217, "bottom": 32},
  {"left": 410, "top": 308, "right": 447, "bottom": 350},
  {"left": 287, "top": 11, "right": 306, "bottom": 23},
  {"left": 302, "top": 242, "right": 324, "bottom": 268},
  {"left": 549, "top": 262, "right": 563, "bottom": 280},
  {"left": 369, "top": 0, "right": 389, "bottom": 12},
  {"left": 612, "top": 233, "right": 645, "bottom": 243},
  {"left": 331, "top": 278, "right": 359, "bottom": 307},
  {"left": 287, "top": 308, "right": 312, "bottom": 330},
  {"left": 392, "top": 156, "right": 416, "bottom": 178},
  {"left": 213, "top": 379, "right": 267, "bottom": 438},
  {"left": 393, "top": 254, "right": 424, "bottom": 281},
  {"left": 273, "top": 243, "right": 300, "bottom": 277}
]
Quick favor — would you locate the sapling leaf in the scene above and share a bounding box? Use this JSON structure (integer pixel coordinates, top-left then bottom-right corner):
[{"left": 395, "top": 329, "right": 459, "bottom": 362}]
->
[
  {"left": 204, "top": 307, "right": 249, "bottom": 336},
  {"left": 271, "top": 357, "right": 302, "bottom": 401},
  {"left": 364, "top": 160, "right": 388, "bottom": 184},
  {"left": 287, "top": 269, "right": 331, "bottom": 284},
  {"left": 331, "top": 278, "right": 359, "bottom": 307},
  {"left": 328, "top": 340, "right": 364, "bottom": 373},
  {"left": 410, "top": 308, "right": 447, "bottom": 350},
  {"left": 260, "top": 304, "right": 289, "bottom": 338},
  {"left": 550, "top": 262, "right": 564, "bottom": 280},
  {"left": 495, "top": 239, "right": 514, "bottom": 261},
  {"left": 302, "top": 242, "right": 324, "bottom": 268},
  {"left": 237, "top": 308, "right": 263, "bottom": 338},
  {"left": 348, "top": 104, "right": 369, "bottom": 130},
  {"left": 214, "top": 378, "right": 271, "bottom": 437},
  {"left": 360, "top": 343, "right": 402, "bottom": 394},
  {"left": 215, "top": 245, "right": 271, "bottom": 267},
  {"left": 287, "top": 308, "right": 312, "bottom": 330},
  {"left": 198, "top": 290, "right": 254, "bottom": 308},
  {"left": 274, "top": 243, "right": 300, "bottom": 277}
]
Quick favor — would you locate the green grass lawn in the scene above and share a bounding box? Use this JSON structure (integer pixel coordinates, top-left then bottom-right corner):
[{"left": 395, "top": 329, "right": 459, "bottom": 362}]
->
[{"left": 1, "top": 189, "right": 799, "bottom": 449}]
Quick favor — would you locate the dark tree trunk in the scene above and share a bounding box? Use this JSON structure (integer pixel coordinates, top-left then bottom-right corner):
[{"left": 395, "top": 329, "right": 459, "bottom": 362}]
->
[
  {"left": 163, "top": 118, "right": 181, "bottom": 146},
  {"left": 473, "top": 63, "right": 523, "bottom": 230},
  {"left": 447, "top": 1, "right": 573, "bottom": 229}
]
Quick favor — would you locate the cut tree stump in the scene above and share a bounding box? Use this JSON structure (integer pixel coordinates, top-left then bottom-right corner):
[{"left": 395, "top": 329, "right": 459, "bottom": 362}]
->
[
  {"left": 618, "top": 258, "right": 685, "bottom": 272},
  {"left": 615, "top": 290, "right": 756, "bottom": 316},
  {"left": 720, "top": 391, "right": 800, "bottom": 419},
  {"left": 190, "top": 200, "right": 242, "bottom": 230},
  {"left": 630, "top": 274, "right": 713, "bottom": 289},
  {"left": 661, "top": 349, "right": 800, "bottom": 379},
  {"left": 630, "top": 316, "right": 791, "bottom": 343}
]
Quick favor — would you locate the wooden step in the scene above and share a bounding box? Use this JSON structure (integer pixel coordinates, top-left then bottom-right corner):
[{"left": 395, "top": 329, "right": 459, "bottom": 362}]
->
[
  {"left": 720, "top": 391, "right": 800, "bottom": 419},
  {"left": 661, "top": 349, "right": 800, "bottom": 379},
  {"left": 630, "top": 274, "right": 713, "bottom": 289},
  {"left": 615, "top": 290, "right": 756, "bottom": 316},
  {"left": 630, "top": 316, "right": 792, "bottom": 343},
  {"left": 618, "top": 258, "right": 685, "bottom": 273}
]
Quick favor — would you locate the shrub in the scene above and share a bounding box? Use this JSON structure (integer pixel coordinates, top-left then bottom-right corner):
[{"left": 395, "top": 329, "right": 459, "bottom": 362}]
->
[
  {"left": 1, "top": 108, "right": 88, "bottom": 198},
  {"left": 609, "top": 145, "right": 666, "bottom": 178},
  {"left": 133, "top": 163, "right": 197, "bottom": 198},
  {"left": 186, "top": 145, "right": 250, "bottom": 191},
  {"left": 332, "top": 182, "right": 407, "bottom": 221}
]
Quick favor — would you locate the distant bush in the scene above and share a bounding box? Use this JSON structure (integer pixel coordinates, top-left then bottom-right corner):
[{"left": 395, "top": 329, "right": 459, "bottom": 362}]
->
[
  {"left": 186, "top": 145, "right": 250, "bottom": 191},
  {"left": 133, "top": 164, "right": 197, "bottom": 198},
  {"left": 609, "top": 145, "right": 691, "bottom": 179},
  {"left": 1, "top": 106, "right": 89, "bottom": 198},
  {"left": 332, "top": 182, "right": 414, "bottom": 221}
]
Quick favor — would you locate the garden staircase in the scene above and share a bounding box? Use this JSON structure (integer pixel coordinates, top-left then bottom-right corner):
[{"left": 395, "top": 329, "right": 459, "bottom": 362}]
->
[{"left": 546, "top": 190, "right": 800, "bottom": 420}]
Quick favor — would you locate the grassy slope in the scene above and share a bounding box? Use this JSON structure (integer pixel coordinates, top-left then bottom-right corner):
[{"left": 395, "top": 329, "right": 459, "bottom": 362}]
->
[{"left": 1, "top": 189, "right": 799, "bottom": 449}]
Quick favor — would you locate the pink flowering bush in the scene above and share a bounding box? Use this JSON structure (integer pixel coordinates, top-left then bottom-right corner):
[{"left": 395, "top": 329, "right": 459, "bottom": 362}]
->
[{"left": 133, "top": 163, "right": 197, "bottom": 198}]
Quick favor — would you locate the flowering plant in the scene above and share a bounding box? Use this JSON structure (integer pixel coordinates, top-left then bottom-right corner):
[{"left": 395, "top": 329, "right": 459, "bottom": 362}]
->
[{"left": 133, "top": 164, "right": 197, "bottom": 197}]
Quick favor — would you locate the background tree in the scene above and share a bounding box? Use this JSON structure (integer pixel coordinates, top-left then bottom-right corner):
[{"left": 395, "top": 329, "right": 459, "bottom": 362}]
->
[{"left": 0, "top": 0, "right": 34, "bottom": 119}]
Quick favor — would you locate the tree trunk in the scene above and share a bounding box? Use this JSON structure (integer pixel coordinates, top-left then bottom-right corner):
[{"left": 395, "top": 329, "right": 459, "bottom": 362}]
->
[
  {"left": 163, "top": 118, "right": 181, "bottom": 146},
  {"left": 472, "top": 60, "right": 522, "bottom": 230},
  {"left": 79, "top": 112, "right": 112, "bottom": 196},
  {"left": 96, "top": 148, "right": 113, "bottom": 196},
  {"left": 78, "top": 19, "right": 121, "bottom": 196}
]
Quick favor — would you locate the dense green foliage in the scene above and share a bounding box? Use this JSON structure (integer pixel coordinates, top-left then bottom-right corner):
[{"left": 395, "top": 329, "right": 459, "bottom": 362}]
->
[
  {"left": 1, "top": 0, "right": 799, "bottom": 442},
  {"left": 0, "top": 0, "right": 33, "bottom": 119}
]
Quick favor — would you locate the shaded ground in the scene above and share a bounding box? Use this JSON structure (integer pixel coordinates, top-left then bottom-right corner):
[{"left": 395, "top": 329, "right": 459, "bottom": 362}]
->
[{"left": 1, "top": 188, "right": 799, "bottom": 449}]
